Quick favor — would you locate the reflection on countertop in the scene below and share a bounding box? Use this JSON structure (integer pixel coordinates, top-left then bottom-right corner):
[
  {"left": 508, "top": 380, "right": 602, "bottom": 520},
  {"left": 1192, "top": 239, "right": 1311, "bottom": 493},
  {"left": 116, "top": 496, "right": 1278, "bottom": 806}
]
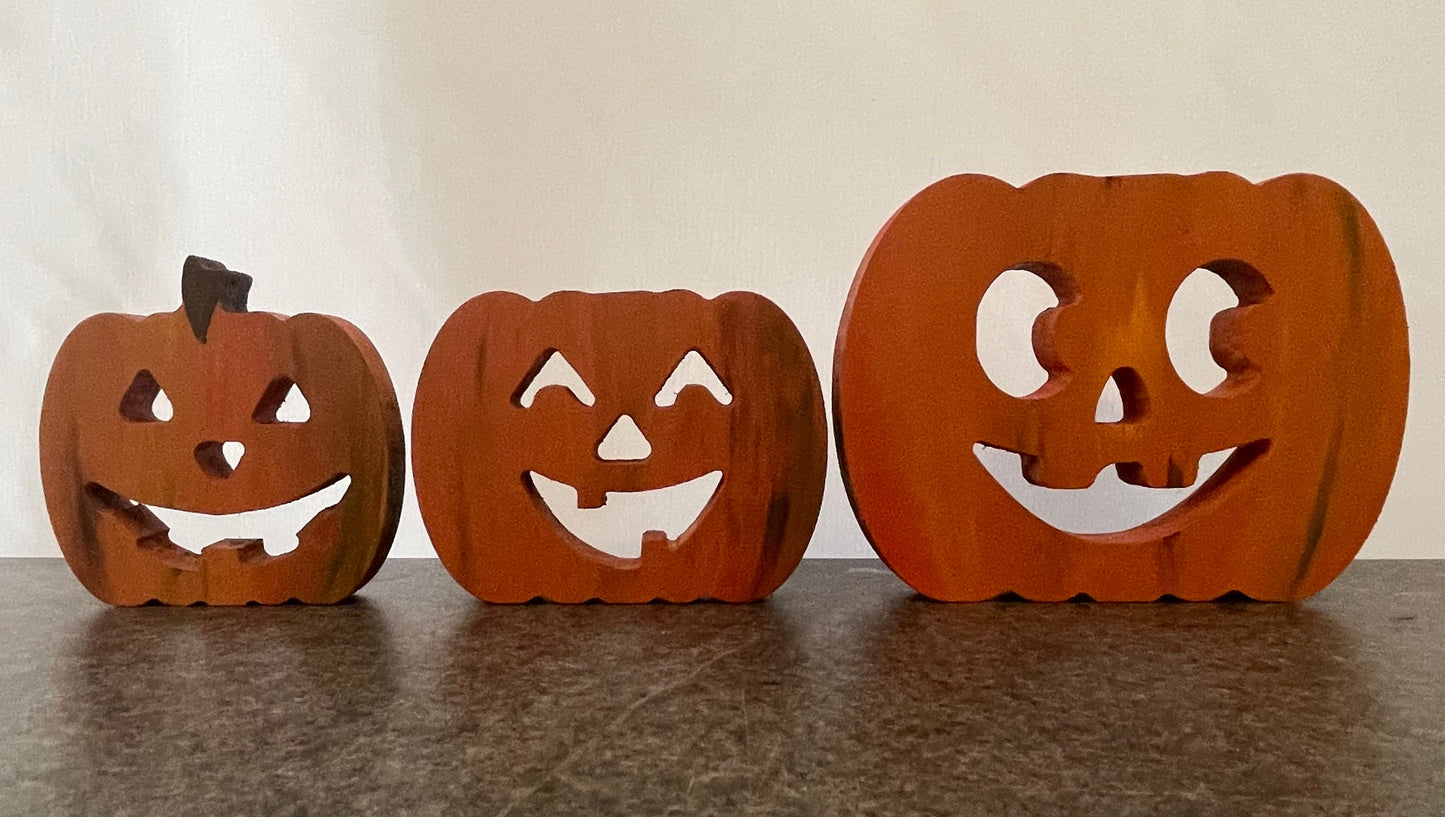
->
[{"left": 0, "top": 558, "right": 1439, "bottom": 817}]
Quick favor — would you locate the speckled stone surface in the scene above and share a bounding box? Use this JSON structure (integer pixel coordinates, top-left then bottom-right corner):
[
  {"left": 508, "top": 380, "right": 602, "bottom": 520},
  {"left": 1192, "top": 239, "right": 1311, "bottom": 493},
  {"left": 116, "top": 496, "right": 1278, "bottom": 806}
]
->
[{"left": 0, "top": 558, "right": 1439, "bottom": 816}]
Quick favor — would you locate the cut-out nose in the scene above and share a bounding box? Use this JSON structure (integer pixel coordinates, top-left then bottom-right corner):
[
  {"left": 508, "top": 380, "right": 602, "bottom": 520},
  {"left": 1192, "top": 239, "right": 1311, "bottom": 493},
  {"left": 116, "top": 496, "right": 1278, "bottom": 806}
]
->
[
  {"left": 222, "top": 441, "right": 245, "bottom": 469},
  {"left": 597, "top": 415, "right": 652, "bottom": 461},
  {"left": 1095, "top": 368, "right": 1148, "bottom": 424},
  {"left": 1095, "top": 378, "right": 1124, "bottom": 423},
  {"left": 195, "top": 440, "right": 245, "bottom": 477}
]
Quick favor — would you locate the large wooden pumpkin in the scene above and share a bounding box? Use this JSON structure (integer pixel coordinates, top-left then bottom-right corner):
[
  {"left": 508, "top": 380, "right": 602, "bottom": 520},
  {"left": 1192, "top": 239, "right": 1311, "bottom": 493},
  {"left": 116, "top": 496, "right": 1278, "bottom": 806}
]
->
[
  {"left": 834, "top": 173, "right": 1409, "bottom": 601},
  {"left": 412, "top": 290, "right": 827, "bottom": 602},
  {"left": 39, "top": 257, "right": 405, "bottom": 605}
]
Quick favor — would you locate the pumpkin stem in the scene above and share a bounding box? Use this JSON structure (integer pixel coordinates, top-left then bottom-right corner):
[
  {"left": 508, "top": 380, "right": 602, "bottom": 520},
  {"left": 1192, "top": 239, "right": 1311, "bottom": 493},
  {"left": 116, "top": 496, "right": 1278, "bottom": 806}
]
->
[{"left": 182, "top": 256, "right": 252, "bottom": 343}]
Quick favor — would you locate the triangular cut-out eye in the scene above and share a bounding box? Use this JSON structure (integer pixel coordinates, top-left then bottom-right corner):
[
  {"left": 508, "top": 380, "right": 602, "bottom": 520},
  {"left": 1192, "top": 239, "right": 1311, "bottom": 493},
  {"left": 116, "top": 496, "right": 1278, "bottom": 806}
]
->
[
  {"left": 120, "top": 370, "right": 173, "bottom": 422},
  {"left": 655, "top": 350, "right": 731, "bottom": 407},
  {"left": 516, "top": 351, "right": 596, "bottom": 408},
  {"left": 254, "top": 378, "right": 311, "bottom": 423}
]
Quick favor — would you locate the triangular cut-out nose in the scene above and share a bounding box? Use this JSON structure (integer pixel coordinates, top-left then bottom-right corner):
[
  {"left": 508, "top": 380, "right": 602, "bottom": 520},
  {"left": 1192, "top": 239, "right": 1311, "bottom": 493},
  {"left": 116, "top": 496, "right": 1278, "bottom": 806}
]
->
[
  {"left": 597, "top": 415, "right": 652, "bottom": 461},
  {"left": 1095, "top": 377, "right": 1124, "bottom": 422},
  {"left": 222, "top": 441, "right": 245, "bottom": 469},
  {"left": 1095, "top": 368, "right": 1148, "bottom": 424},
  {"left": 195, "top": 440, "right": 246, "bottom": 478}
]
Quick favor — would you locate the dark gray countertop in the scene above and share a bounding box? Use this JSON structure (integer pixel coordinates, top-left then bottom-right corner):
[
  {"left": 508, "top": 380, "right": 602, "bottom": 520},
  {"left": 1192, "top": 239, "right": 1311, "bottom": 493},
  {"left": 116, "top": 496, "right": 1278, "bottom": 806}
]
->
[{"left": 0, "top": 557, "right": 1439, "bottom": 816}]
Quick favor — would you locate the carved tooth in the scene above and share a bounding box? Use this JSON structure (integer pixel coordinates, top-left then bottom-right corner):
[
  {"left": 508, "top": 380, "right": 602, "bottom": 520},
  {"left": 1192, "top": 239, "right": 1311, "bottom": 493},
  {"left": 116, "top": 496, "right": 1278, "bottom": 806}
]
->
[
  {"left": 1117, "top": 456, "right": 1200, "bottom": 489},
  {"left": 641, "top": 529, "right": 672, "bottom": 556},
  {"left": 575, "top": 488, "right": 609, "bottom": 510},
  {"left": 1021, "top": 452, "right": 1099, "bottom": 490}
]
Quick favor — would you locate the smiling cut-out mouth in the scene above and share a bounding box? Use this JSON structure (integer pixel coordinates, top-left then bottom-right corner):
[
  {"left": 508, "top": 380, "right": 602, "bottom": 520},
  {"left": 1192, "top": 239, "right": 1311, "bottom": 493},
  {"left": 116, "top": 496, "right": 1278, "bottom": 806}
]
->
[
  {"left": 527, "top": 471, "right": 723, "bottom": 560},
  {"left": 86, "top": 475, "right": 352, "bottom": 558},
  {"left": 972, "top": 442, "right": 1268, "bottom": 535}
]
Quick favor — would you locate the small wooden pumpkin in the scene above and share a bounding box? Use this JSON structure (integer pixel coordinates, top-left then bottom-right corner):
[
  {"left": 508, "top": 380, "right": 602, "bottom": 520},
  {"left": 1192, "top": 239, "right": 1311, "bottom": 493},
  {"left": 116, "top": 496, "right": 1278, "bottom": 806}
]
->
[
  {"left": 39, "top": 257, "right": 405, "bottom": 605},
  {"left": 412, "top": 290, "right": 827, "bottom": 602},
  {"left": 834, "top": 173, "right": 1409, "bottom": 601}
]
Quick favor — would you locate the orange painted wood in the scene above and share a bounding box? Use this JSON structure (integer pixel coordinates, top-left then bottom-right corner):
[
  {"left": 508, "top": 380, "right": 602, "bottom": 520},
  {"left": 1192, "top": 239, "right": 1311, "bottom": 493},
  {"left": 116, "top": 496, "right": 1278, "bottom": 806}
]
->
[
  {"left": 39, "top": 257, "right": 405, "bottom": 605},
  {"left": 412, "top": 290, "right": 827, "bottom": 602},
  {"left": 834, "top": 173, "right": 1409, "bottom": 601}
]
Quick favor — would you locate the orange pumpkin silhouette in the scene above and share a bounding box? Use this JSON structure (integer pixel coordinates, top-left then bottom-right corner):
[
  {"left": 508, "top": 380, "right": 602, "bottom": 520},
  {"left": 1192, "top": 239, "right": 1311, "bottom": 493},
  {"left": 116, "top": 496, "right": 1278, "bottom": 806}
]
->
[
  {"left": 39, "top": 257, "right": 405, "bottom": 605},
  {"left": 834, "top": 173, "right": 1409, "bottom": 601},
  {"left": 412, "top": 290, "right": 827, "bottom": 602}
]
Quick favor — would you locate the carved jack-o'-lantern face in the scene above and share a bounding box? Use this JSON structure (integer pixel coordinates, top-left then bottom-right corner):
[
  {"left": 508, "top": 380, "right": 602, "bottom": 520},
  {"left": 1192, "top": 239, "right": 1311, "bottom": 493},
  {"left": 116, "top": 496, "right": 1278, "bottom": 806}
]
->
[
  {"left": 834, "top": 173, "right": 1409, "bottom": 601},
  {"left": 39, "top": 257, "right": 405, "bottom": 605},
  {"left": 412, "top": 290, "right": 827, "bottom": 603}
]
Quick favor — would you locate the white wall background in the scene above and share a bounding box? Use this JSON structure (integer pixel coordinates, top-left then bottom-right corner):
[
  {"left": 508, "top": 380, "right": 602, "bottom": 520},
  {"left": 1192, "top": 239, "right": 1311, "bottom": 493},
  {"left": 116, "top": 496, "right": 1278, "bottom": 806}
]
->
[{"left": 2, "top": 0, "right": 1441, "bottom": 559}]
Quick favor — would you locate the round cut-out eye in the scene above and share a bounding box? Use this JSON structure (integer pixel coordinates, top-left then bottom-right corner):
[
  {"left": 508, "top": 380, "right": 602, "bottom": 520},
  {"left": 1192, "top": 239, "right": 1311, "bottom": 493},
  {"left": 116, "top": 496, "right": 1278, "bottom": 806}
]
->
[
  {"left": 1167, "top": 263, "right": 1272, "bottom": 394},
  {"left": 119, "top": 370, "right": 172, "bottom": 422},
  {"left": 516, "top": 351, "right": 595, "bottom": 407},
  {"left": 1166, "top": 268, "right": 1236, "bottom": 393},
  {"left": 655, "top": 350, "right": 731, "bottom": 406},
  {"left": 976, "top": 269, "right": 1059, "bottom": 397},
  {"left": 254, "top": 378, "right": 312, "bottom": 423}
]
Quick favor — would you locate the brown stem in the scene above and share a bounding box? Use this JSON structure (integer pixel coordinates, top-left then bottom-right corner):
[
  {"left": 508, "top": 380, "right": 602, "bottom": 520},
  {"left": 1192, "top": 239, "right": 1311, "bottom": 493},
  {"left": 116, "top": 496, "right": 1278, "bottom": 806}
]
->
[{"left": 181, "top": 256, "right": 252, "bottom": 343}]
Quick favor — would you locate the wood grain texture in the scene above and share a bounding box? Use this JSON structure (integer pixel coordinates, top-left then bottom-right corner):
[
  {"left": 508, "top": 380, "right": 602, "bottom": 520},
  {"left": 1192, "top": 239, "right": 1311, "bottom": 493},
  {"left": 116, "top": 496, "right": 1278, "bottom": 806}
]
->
[
  {"left": 39, "top": 257, "right": 405, "bottom": 605},
  {"left": 412, "top": 290, "right": 828, "bottom": 603},
  {"left": 834, "top": 173, "right": 1409, "bottom": 601}
]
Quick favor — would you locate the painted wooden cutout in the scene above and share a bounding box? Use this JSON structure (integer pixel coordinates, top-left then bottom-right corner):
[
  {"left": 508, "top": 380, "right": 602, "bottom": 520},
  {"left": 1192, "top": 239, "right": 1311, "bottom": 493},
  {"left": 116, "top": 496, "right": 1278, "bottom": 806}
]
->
[
  {"left": 40, "top": 256, "right": 405, "bottom": 605},
  {"left": 834, "top": 173, "right": 1409, "bottom": 601},
  {"left": 412, "top": 290, "right": 827, "bottom": 602}
]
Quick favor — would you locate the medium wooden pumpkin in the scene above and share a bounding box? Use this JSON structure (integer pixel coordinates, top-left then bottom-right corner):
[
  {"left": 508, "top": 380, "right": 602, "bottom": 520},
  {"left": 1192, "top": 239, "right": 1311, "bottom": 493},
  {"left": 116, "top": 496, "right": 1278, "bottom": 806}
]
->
[
  {"left": 834, "top": 173, "right": 1409, "bottom": 601},
  {"left": 39, "top": 257, "right": 405, "bottom": 605},
  {"left": 412, "top": 290, "right": 827, "bottom": 602}
]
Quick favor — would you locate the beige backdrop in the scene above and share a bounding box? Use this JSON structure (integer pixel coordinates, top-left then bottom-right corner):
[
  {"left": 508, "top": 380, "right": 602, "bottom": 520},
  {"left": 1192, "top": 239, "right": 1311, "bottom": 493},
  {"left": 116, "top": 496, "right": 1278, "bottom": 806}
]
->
[{"left": 3, "top": 1, "right": 1441, "bottom": 558}]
